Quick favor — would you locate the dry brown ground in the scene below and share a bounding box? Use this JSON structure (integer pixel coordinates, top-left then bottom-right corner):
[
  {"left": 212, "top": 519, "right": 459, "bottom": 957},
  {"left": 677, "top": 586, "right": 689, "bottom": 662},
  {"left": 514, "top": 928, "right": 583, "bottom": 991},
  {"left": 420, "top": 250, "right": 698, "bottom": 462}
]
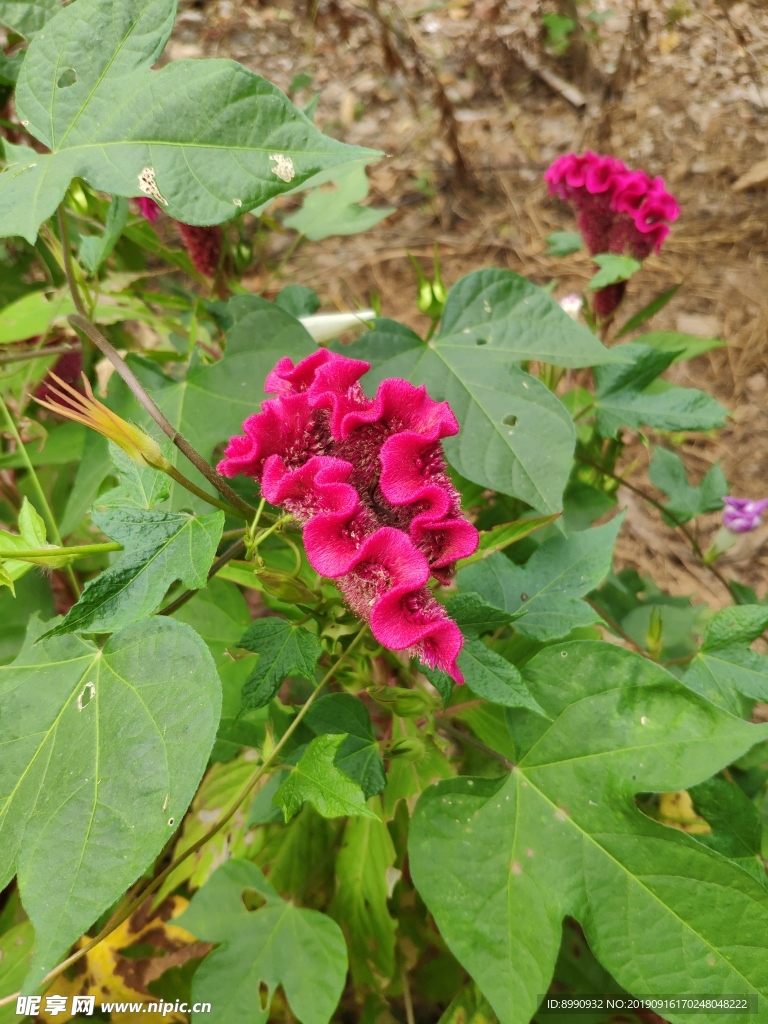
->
[{"left": 173, "top": 0, "right": 768, "bottom": 607}]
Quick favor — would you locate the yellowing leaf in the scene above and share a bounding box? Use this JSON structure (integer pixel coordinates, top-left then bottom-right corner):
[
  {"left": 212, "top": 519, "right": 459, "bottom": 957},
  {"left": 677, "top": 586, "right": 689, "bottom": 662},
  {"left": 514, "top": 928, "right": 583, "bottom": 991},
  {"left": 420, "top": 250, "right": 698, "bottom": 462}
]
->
[{"left": 41, "top": 896, "right": 209, "bottom": 1024}]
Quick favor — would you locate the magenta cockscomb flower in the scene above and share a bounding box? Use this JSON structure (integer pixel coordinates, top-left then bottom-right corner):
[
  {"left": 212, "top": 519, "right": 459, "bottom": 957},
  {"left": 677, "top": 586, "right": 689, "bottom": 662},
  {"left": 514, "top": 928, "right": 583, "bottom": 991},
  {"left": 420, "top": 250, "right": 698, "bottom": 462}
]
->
[
  {"left": 136, "top": 197, "right": 160, "bottom": 223},
  {"left": 218, "top": 350, "right": 479, "bottom": 682},
  {"left": 177, "top": 223, "right": 222, "bottom": 277},
  {"left": 722, "top": 498, "right": 768, "bottom": 534},
  {"left": 545, "top": 152, "right": 680, "bottom": 259},
  {"left": 545, "top": 152, "right": 680, "bottom": 317}
]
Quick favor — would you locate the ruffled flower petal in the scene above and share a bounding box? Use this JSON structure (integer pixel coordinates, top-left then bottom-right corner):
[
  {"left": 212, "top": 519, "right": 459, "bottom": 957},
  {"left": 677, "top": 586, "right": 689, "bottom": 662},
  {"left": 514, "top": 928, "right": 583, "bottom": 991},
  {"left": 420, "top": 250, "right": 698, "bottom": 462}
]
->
[{"left": 221, "top": 350, "right": 478, "bottom": 681}]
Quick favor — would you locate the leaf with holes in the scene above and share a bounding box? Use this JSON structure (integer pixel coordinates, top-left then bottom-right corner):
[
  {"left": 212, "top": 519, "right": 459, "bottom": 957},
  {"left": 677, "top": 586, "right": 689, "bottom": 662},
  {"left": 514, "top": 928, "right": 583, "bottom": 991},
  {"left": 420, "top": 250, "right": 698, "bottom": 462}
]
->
[
  {"left": 0, "top": 0, "right": 378, "bottom": 242},
  {"left": 457, "top": 517, "right": 622, "bottom": 641},
  {"left": 178, "top": 859, "right": 347, "bottom": 1024},
  {"left": 341, "top": 269, "right": 625, "bottom": 513},
  {"left": 238, "top": 617, "right": 321, "bottom": 712},
  {"left": 409, "top": 642, "right": 768, "bottom": 1024},
  {"left": 683, "top": 605, "right": 768, "bottom": 717},
  {"left": 0, "top": 615, "right": 220, "bottom": 989}
]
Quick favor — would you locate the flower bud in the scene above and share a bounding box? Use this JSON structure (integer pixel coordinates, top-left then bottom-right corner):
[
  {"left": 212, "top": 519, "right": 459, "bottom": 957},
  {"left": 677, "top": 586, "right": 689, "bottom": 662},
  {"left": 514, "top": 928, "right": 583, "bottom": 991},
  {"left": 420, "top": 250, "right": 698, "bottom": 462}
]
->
[
  {"left": 387, "top": 736, "right": 426, "bottom": 762},
  {"left": 367, "top": 685, "right": 436, "bottom": 717},
  {"left": 255, "top": 569, "right": 317, "bottom": 605}
]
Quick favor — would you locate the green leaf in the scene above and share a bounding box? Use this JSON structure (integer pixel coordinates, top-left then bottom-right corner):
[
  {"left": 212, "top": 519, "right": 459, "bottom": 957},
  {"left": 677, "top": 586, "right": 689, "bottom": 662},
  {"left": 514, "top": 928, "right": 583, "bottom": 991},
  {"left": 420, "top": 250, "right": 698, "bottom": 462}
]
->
[
  {"left": 447, "top": 592, "right": 515, "bottom": 639},
  {"left": 238, "top": 617, "right": 321, "bottom": 711},
  {"left": 41, "top": 498, "right": 224, "bottom": 637},
  {"left": 329, "top": 810, "right": 397, "bottom": 987},
  {"left": 283, "top": 162, "right": 394, "bottom": 241},
  {"left": 78, "top": 196, "right": 128, "bottom": 273},
  {"left": 684, "top": 605, "right": 768, "bottom": 717},
  {"left": 648, "top": 447, "right": 726, "bottom": 525},
  {"left": 615, "top": 283, "right": 682, "bottom": 337},
  {"left": 178, "top": 859, "right": 347, "bottom": 1024},
  {"left": 689, "top": 776, "right": 767, "bottom": 885},
  {"left": 213, "top": 656, "right": 268, "bottom": 764},
  {"left": 172, "top": 576, "right": 250, "bottom": 666},
  {"left": 0, "top": 922, "right": 34, "bottom": 1021},
  {"left": 457, "top": 517, "right": 622, "bottom": 641},
  {"left": 275, "top": 284, "right": 320, "bottom": 318},
  {"left": 275, "top": 734, "right": 378, "bottom": 821},
  {"left": 458, "top": 640, "right": 544, "bottom": 713},
  {"left": 0, "top": 615, "right": 220, "bottom": 988},
  {"left": 633, "top": 330, "right": 724, "bottom": 362},
  {"left": 0, "top": 0, "right": 59, "bottom": 40},
  {"left": 342, "top": 269, "right": 625, "bottom": 511},
  {"left": 0, "top": 0, "right": 378, "bottom": 242},
  {"left": 409, "top": 641, "right": 768, "bottom": 1024},
  {"left": 305, "top": 693, "right": 385, "bottom": 799},
  {"left": 594, "top": 344, "right": 727, "bottom": 438},
  {"left": 459, "top": 514, "right": 561, "bottom": 568},
  {"left": 0, "top": 571, "right": 53, "bottom": 665},
  {"left": 119, "top": 295, "right": 315, "bottom": 512},
  {"left": 544, "top": 231, "right": 582, "bottom": 256},
  {"left": 0, "top": 283, "right": 158, "bottom": 344},
  {"left": 588, "top": 253, "right": 641, "bottom": 290}
]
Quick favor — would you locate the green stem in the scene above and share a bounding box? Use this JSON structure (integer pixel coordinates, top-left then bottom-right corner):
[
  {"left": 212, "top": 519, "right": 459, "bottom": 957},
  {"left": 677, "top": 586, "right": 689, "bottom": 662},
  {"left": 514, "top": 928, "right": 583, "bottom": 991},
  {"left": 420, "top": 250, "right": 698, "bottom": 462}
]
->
[
  {"left": 10, "top": 626, "right": 370, "bottom": 1003},
  {"left": 249, "top": 512, "right": 292, "bottom": 553},
  {"left": 2, "top": 542, "right": 121, "bottom": 561},
  {"left": 159, "top": 461, "right": 245, "bottom": 519},
  {"left": 57, "top": 206, "right": 88, "bottom": 318},
  {"left": 0, "top": 394, "right": 81, "bottom": 596}
]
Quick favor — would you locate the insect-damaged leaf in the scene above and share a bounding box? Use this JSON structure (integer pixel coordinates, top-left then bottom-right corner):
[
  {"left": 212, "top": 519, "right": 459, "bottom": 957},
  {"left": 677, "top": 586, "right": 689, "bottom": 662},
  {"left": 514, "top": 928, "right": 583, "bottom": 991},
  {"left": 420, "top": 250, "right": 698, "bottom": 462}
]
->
[
  {"left": 409, "top": 642, "right": 768, "bottom": 1024},
  {"left": 178, "top": 859, "right": 347, "bottom": 1024},
  {"left": 0, "top": 616, "right": 220, "bottom": 989},
  {"left": 343, "top": 270, "right": 625, "bottom": 514},
  {"left": 0, "top": 0, "right": 379, "bottom": 242}
]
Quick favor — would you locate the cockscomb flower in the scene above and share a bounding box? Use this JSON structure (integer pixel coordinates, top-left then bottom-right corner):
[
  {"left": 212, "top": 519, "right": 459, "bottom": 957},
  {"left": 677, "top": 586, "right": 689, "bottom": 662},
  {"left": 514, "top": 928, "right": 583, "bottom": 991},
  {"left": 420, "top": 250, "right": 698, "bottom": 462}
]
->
[
  {"left": 136, "top": 197, "right": 160, "bottom": 223},
  {"left": 545, "top": 152, "right": 679, "bottom": 317},
  {"left": 545, "top": 152, "right": 679, "bottom": 259},
  {"left": 218, "top": 350, "right": 479, "bottom": 682},
  {"left": 722, "top": 497, "right": 768, "bottom": 534},
  {"left": 177, "top": 223, "right": 222, "bottom": 278},
  {"left": 34, "top": 372, "right": 168, "bottom": 469}
]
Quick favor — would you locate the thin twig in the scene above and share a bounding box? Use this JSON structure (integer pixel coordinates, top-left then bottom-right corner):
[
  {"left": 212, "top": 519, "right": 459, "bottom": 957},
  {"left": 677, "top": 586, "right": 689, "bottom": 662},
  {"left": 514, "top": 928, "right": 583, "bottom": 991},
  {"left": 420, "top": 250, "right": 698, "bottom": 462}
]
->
[
  {"left": 159, "top": 538, "right": 246, "bottom": 615},
  {"left": 0, "top": 627, "right": 369, "bottom": 1007},
  {"left": 438, "top": 721, "right": 514, "bottom": 770},
  {"left": 584, "top": 597, "right": 650, "bottom": 657},
  {"left": 575, "top": 454, "right": 732, "bottom": 593},
  {"left": 400, "top": 963, "right": 416, "bottom": 1024},
  {"left": 67, "top": 313, "right": 257, "bottom": 520},
  {"left": 0, "top": 342, "right": 81, "bottom": 367}
]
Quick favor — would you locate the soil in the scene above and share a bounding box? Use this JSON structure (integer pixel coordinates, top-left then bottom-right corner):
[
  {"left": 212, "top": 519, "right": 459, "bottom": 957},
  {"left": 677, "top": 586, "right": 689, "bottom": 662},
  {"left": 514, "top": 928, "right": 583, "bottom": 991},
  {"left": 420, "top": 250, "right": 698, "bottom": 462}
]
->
[{"left": 173, "top": 0, "right": 768, "bottom": 608}]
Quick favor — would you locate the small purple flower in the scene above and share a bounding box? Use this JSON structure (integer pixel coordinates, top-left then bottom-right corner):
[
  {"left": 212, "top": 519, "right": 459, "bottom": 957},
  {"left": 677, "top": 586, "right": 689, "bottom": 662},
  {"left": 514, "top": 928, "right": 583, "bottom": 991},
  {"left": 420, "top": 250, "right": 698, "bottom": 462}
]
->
[{"left": 722, "top": 497, "right": 768, "bottom": 533}]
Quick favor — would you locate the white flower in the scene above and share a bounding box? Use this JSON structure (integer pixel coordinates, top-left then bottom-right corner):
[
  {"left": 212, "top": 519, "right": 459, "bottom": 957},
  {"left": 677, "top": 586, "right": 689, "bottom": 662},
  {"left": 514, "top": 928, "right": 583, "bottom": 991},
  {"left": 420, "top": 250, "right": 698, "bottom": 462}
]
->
[{"left": 558, "top": 293, "right": 582, "bottom": 319}]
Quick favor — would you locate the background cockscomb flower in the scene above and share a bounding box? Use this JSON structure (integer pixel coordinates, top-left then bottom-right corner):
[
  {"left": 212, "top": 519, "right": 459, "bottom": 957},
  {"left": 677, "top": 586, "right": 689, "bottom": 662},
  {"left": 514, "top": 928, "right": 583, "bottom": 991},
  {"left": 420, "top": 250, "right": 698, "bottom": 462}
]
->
[
  {"left": 722, "top": 497, "right": 768, "bottom": 534},
  {"left": 545, "top": 152, "right": 679, "bottom": 317},
  {"left": 177, "top": 223, "right": 222, "bottom": 277},
  {"left": 218, "top": 350, "right": 479, "bottom": 682},
  {"left": 136, "top": 196, "right": 160, "bottom": 223}
]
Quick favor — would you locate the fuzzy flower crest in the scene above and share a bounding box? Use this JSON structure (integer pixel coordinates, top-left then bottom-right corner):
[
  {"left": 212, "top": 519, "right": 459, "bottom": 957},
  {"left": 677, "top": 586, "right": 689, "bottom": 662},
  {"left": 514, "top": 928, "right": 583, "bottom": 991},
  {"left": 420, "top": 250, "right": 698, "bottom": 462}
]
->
[
  {"left": 218, "top": 350, "right": 479, "bottom": 682},
  {"left": 722, "top": 497, "right": 768, "bottom": 534},
  {"left": 545, "top": 151, "right": 680, "bottom": 260}
]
